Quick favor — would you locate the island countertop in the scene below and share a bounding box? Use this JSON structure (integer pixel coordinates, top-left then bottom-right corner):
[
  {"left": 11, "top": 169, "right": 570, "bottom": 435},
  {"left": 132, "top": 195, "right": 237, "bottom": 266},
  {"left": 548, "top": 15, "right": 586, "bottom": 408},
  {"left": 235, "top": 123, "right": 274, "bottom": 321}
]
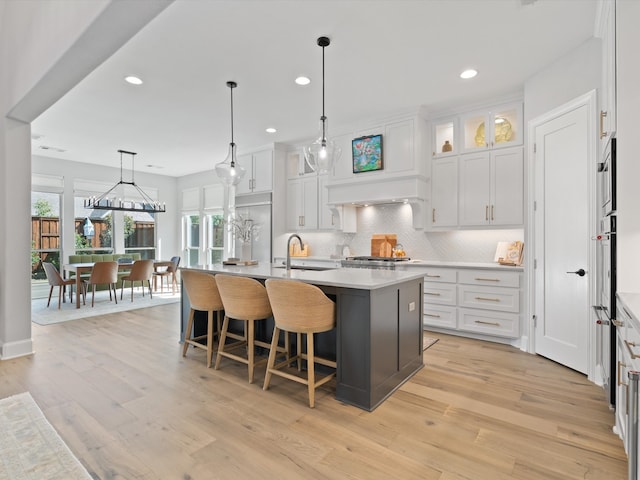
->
[{"left": 180, "top": 263, "right": 425, "bottom": 290}]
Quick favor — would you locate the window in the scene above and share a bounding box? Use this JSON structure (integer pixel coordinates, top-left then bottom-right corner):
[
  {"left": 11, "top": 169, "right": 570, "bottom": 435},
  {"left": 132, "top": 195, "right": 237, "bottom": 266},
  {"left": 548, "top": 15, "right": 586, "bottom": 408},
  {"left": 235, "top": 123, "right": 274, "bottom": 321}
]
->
[
  {"left": 31, "top": 191, "right": 62, "bottom": 281},
  {"left": 74, "top": 196, "right": 113, "bottom": 254},
  {"left": 183, "top": 214, "right": 200, "bottom": 267},
  {"left": 205, "top": 211, "right": 224, "bottom": 264},
  {"left": 124, "top": 211, "right": 157, "bottom": 260}
]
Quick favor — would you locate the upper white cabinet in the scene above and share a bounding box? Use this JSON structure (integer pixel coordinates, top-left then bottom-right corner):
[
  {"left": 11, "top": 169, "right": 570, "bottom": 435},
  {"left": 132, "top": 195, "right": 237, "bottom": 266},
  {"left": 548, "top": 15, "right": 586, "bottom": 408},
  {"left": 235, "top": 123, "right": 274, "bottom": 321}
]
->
[
  {"left": 287, "top": 148, "right": 314, "bottom": 179},
  {"left": 460, "top": 103, "right": 523, "bottom": 153},
  {"left": 431, "top": 157, "right": 458, "bottom": 227},
  {"left": 286, "top": 175, "right": 318, "bottom": 231},
  {"left": 598, "top": 0, "right": 616, "bottom": 151},
  {"left": 236, "top": 148, "right": 273, "bottom": 195},
  {"left": 458, "top": 147, "right": 523, "bottom": 226},
  {"left": 432, "top": 117, "right": 458, "bottom": 158}
]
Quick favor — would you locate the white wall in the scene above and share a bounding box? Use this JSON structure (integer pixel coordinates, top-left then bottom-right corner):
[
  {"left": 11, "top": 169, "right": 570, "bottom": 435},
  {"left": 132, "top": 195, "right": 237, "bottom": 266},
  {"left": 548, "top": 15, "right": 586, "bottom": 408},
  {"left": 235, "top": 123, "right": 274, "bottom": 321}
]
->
[{"left": 0, "top": 1, "right": 172, "bottom": 359}]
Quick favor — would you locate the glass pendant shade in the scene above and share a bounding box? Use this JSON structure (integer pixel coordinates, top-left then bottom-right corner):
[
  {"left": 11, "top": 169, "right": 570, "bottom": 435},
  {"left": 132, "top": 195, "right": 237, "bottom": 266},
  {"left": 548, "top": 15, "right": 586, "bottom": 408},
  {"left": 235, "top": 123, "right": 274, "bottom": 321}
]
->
[
  {"left": 304, "top": 116, "right": 341, "bottom": 174},
  {"left": 215, "top": 142, "right": 246, "bottom": 186}
]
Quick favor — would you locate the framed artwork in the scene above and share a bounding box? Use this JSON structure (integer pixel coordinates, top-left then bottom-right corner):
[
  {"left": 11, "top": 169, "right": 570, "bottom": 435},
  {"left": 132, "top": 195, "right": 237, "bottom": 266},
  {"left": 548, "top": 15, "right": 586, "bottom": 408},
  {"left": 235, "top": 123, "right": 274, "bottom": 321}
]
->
[{"left": 352, "top": 134, "right": 383, "bottom": 173}]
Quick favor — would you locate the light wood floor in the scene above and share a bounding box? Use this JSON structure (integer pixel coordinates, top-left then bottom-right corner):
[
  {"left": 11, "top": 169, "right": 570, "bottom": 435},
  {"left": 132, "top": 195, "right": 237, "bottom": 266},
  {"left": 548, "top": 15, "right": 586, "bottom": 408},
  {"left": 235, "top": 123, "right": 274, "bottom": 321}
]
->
[{"left": 1, "top": 304, "right": 627, "bottom": 479}]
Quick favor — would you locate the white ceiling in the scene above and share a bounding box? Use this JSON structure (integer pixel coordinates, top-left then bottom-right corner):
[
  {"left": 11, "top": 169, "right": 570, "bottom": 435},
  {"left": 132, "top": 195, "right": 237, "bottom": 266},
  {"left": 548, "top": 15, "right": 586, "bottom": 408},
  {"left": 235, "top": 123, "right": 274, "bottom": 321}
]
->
[{"left": 31, "top": 0, "right": 599, "bottom": 178}]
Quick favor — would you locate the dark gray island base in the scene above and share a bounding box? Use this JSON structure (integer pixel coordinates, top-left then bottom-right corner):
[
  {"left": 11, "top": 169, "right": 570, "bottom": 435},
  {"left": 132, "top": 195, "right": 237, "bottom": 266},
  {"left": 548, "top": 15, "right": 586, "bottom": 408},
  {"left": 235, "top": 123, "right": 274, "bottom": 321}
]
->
[{"left": 180, "top": 264, "right": 424, "bottom": 411}]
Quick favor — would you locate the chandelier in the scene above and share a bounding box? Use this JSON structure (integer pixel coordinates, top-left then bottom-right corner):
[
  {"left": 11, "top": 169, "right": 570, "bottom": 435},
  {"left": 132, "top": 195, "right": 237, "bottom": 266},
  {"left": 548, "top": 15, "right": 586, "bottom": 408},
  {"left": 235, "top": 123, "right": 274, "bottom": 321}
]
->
[{"left": 84, "top": 149, "right": 166, "bottom": 213}]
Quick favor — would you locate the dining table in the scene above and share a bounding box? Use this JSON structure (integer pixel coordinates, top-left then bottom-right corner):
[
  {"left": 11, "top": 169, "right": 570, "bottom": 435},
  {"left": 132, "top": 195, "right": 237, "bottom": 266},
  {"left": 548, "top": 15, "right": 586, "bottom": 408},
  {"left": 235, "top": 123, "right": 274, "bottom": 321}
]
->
[{"left": 64, "top": 260, "right": 174, "bottom": 309}]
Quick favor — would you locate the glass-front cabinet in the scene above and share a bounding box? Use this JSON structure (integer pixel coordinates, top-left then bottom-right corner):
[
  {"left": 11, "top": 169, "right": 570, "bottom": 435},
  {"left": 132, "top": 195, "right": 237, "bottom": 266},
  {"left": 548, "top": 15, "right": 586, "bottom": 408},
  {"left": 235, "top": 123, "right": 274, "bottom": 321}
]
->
[
  {"left": 432, "top": 117, "right": 457, "bottom": 157},
  {"left": 460, "top": 103, "right": 522, "bottom": 152}
]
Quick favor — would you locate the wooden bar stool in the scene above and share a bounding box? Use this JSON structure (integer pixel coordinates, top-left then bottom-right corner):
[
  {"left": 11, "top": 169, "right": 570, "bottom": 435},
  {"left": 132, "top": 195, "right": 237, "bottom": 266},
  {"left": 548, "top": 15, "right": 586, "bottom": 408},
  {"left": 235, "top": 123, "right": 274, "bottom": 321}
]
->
[
  {"left": 214, "top": 274, "right": 281, "bottom": 384},
  {"left": 263, "top": 278, "right": 336, "bottom": 408},
  {"left": 181, "top": 270, "right": 224, "bottom": 368}
]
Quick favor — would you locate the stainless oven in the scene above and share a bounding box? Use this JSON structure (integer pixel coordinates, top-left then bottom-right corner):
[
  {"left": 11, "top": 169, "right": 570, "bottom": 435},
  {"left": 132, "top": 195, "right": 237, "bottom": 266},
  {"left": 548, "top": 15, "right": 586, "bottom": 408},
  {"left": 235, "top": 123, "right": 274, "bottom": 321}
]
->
[
  {"left": 600, "top": 136, "right": 617, "bottom": 217},
  {"left": 341, "top": 256, "right": 410, "bottom": 269}
]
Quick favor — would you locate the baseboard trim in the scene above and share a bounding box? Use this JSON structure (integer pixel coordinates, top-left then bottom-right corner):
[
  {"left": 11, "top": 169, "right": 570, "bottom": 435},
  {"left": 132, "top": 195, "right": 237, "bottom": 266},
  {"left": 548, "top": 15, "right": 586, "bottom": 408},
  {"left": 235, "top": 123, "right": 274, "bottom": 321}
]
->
[{"left": 1, "top": 338, "right": 34, "bottom": 360}]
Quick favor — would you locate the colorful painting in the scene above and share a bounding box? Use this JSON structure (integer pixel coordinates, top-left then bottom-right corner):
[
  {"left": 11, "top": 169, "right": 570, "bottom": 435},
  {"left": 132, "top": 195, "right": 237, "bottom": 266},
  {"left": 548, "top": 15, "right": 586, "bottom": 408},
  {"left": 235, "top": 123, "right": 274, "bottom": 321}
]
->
[{"left": 352, "top": 134, "right": 383, "bottom": 173}]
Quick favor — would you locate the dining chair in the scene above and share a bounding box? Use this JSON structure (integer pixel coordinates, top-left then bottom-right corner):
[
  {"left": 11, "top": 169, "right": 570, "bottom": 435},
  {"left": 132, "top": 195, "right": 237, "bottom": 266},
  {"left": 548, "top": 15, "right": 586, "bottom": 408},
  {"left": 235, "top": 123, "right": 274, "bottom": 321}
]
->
[
  {"left": 42, "top": 262, "right": 76, "bottom": 309},
  {"left": 263, "top": 278, "right": 336, "bottom": 408},
  {"left": 83, "top": 261, "right": 118, "bottom": 307},
  {"left": 154, "top": 256, "right": 180, "bottom": 293},
  {"left": 120, "top": 259, "right": 154, "bottom": 301}
]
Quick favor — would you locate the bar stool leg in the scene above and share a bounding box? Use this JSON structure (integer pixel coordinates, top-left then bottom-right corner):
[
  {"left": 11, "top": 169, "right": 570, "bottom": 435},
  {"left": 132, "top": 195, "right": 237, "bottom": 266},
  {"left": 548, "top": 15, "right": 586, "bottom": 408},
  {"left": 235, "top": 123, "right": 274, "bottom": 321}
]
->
[
  {"left": 248, "top": 320, "right": 255, "bottom": 383},
  {"left": 206, "top": 310, "right": 214, "bottom": 368},
  {"left": 307, "top": 333, "right": 316, "bottom": 408},
  {"left": 263, "top": 326, "right": 281, "bottom": 390},
  {"left": 183, "top": 309, "right": 195, "bottom": 357},
  {"left": 215, "top": 315, "right": 230, "bottom": 370}
]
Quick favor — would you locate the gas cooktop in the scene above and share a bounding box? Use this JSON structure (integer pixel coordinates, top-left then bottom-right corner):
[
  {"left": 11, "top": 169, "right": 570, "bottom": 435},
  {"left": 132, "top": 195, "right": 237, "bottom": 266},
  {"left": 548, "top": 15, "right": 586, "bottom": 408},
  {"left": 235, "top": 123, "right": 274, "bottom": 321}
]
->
[
  {"left": 341, "top": 256, "right": 411, "bottom": 269},
  {"left": 344, "top": 256, "right": 410, "bottom": 262}
]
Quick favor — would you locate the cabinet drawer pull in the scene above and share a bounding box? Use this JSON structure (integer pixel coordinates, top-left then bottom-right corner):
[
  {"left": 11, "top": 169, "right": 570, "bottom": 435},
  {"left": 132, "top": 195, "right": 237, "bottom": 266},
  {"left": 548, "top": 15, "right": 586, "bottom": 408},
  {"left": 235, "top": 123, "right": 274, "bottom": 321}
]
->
[
  {"left": 619, "top": 360, "right": 628, "bottom": 386},
  {"left": 425, "top": 273, "right": 441, "bottom": 278},
  {"left": 425, "top": 292, "right": 441, "bottom": 296},
  {"left": 475, "top": 296, "right": 500, "bottom": 302},
  {"left": 425, "top": 313, "right": 441, "bottom": 318},
  {"left": 600, "top": 110, "right": 608, "bottom": 139},
  {"left": 475, "top": 320, "right": 500, "bottom": 327},
  {"left": 491, "top": 205, "right": 494, "bottom": 221},
  {"left": 485, "top": 205, "right": 488, "bottom": 221},
  {"left": 474, "top": 277, "right": 500, "bottom": 282},
  {"left": 432, "top": 208, "right": 436, "bottom": 223},
  {"left": 612, "top": 319, "right": 624, "bottom": 328},
  {"left": 625, "top": 340, "right": 640, "bottom": 360}
]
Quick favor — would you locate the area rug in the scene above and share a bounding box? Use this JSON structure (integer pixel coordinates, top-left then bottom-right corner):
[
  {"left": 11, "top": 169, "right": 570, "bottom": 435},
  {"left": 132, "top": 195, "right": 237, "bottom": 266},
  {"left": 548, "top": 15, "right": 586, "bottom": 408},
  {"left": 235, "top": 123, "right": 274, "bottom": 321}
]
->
[
  {"left": 423, "top": 334, "right": 439, "bottom": 351},
  {"left": 32, "top": 289, "right": 181, "bottom": 325},
  {"left": 0, "top": 392, "right": 92, "bottom": 480}
]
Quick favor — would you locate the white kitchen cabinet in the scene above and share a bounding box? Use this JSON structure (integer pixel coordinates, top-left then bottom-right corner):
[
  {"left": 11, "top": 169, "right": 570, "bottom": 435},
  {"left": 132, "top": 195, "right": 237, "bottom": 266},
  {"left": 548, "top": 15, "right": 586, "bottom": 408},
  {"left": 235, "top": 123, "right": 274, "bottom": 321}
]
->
[
  {"left": 422, "top": 265, "right": 521, "bottom": 341},
  {"left": 430, "top": 156, "right": 458, "bottom": 227},
  {"left": 598, "top": 0, "right": 616, "bottom": 151},
  {"left": 460, "top": 103, "right": 523, "bottom": 153},
  {"left": 384, "top": 119, "right": 415, "bottom": 174},
  {"left": 432, "top": 117, "right": 458, "bottom": 158},
  {"left": 286, "top": 175, "right": 318, "bottom": 231},
  {"left": 236, "top": 148, "right": 273, "bottom": 195},
  {"left": 318, "top": 174, "right": 340, "bottom": 230},
  {"left": 329, "top": 132, "right": 356, "bottom": 181},
  {"left": 458, "top": 147, "right": 523, "bottom": 226},
  {"left": 287, "top": 148, "right": 314, "bottom": 179}
]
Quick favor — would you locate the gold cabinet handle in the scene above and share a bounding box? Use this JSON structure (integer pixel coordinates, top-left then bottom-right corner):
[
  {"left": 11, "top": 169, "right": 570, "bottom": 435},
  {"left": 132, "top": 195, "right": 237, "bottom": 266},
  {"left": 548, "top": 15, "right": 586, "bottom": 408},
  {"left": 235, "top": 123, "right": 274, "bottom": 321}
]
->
[
  {"left": 612, "top": 319, "right": 624, "bottom": 328},
  {"left": 425, "top": 313, "right": 441, "bottom": 318},
  {"left": 485, "top": 205, "right": 489, "bottom": 221},
  {"left": 425, "top": 292, "right": 441, "bottom": 296},
  {"left": 619, "top": 360, "right": 628, "bottom": 386},
  {"left": 475, "top": 296, "right": 500, "bottom": 302},
  {"left": 491, "top": 205, "right": 494, "bottom": 221},
  {"left": 474, "top": 277, "right": 500, "bottom": 282},
  {"left": 475, "top": 320, "right": 500, "bottom": 326},
  {"left": 432, "top": 208, "right": 436, "bottom": 223},
  {"left": 600, "top": 110, "right": 608, "bottom": 139},
  {"left": 425, "top": 273, "right": 441, "bottom": 278},
  {"left": 625, "top": 340, "right": 640, "bottom": 360}
]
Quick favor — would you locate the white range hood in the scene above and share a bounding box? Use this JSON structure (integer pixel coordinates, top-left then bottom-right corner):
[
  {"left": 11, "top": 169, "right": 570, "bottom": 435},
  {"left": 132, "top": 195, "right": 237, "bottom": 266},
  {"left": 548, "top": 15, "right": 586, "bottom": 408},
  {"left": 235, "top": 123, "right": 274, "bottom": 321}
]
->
[{"left": 326, "top": 174, "right": 427, "bottom": 229}]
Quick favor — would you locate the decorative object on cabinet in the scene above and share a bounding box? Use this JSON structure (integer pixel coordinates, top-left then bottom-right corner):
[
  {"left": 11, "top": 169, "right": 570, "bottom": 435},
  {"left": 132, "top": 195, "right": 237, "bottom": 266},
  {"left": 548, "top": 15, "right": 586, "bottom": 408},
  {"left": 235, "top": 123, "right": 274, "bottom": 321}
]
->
[
  {"left": 494, "top": 241, "right": 524, "bottom": 266},
  {"left": 474, "top": 118, "right": 514, "bottom": 147},
  {"left": 442, "top": 140, "right": 452, "bottom": 152},
  {"left": 215, "top": 81, "right": 246, "bottom": 186},
  {"left": 352, "top": 134, "right": 383, "bottom": 173},
  {"left": 304, "top": 36, "right": 341, "bottom": 174},
  {"left": 84, "top": 150, "right": 166, "bottom": 213}
]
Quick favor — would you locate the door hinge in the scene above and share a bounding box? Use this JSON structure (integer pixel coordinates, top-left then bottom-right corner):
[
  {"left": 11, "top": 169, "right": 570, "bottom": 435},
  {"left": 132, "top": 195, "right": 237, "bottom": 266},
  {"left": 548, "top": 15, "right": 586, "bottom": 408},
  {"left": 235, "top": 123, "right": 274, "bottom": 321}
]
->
[{"left": 533, "top": 315, "right": 537, "bottom": 327}]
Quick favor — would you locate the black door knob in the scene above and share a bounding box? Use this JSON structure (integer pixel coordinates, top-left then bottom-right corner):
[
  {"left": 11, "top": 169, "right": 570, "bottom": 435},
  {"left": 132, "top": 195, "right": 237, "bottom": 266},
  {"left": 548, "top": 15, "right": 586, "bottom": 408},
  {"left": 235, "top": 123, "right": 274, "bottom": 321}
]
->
[{"left": 567, "top": 268, "right": 586, "bottom": 277}]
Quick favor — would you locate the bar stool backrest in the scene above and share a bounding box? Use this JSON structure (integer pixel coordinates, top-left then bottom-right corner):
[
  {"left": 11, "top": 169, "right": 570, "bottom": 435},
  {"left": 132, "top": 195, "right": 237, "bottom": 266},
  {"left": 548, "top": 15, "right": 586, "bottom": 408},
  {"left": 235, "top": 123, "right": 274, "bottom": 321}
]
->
[
  {"left": 215, "top": 274, "right": 272, "bottom": 321},
  {"left": 181, "top": 270, "right": 223, "bottom": 311}
]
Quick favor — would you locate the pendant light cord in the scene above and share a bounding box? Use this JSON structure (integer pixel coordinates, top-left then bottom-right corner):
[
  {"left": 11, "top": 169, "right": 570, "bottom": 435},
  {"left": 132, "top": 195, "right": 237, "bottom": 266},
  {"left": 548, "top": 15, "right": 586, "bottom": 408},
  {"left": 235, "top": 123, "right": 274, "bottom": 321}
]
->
[
  {"left": 321, "top": 40, "right": 327, "bottom": 141},
  {"left": 230, "top": 84, "right": 235, "bottom": 146}
]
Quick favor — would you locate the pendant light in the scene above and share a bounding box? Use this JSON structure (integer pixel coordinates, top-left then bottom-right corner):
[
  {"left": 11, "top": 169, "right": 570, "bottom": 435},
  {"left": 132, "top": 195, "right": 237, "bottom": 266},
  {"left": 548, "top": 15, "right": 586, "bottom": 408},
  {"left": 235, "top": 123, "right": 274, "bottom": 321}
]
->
[
  {"left": 215, "top": 81, "right": 246, "bottom": 186},
  {"left": 304, "top": 36, "right": 341, "bottom": 174}
]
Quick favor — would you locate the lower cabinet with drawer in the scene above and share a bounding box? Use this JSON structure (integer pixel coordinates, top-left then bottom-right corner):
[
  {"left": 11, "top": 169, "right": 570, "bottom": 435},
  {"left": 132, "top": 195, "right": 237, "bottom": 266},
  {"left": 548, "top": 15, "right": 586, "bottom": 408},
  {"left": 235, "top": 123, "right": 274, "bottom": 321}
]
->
[{"left": 422, "top": 266, "right": 522, "bottom": 341}]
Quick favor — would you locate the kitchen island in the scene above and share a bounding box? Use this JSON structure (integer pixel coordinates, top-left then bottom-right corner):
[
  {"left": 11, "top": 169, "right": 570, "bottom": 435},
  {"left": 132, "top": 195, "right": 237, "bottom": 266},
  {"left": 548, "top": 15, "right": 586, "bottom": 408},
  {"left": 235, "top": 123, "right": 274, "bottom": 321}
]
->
[{"left": 180, "top": 264, "right": 424, "bottom": 411}]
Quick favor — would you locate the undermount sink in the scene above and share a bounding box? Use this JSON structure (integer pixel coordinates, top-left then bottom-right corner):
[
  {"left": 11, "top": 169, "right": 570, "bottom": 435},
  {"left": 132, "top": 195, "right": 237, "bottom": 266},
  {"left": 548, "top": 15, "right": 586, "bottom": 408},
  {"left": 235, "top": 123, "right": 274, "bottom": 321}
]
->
[{"left": 273, "top": 265, "right": 336, "bottom": 272}]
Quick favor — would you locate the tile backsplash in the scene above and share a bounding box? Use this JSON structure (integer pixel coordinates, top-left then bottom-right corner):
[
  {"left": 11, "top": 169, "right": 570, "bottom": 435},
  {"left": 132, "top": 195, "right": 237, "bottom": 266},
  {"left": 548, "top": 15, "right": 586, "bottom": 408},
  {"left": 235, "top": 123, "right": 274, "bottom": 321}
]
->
[{"left": 277, "top": 203, "right": 524, "bottom": 263}]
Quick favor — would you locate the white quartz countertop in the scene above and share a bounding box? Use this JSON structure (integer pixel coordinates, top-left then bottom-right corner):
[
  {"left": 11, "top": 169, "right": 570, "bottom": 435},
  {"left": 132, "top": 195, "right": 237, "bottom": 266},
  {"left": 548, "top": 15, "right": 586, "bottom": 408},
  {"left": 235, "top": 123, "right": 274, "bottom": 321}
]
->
[{"left": 181, "top": 263, "right": 425, "bottom": 290}]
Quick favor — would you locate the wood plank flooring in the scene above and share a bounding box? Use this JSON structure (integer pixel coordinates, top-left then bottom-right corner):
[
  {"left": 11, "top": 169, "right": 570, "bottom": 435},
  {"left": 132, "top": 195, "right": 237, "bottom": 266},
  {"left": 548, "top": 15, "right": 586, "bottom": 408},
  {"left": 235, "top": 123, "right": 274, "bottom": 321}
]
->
[{"left": 0, "top": 304, "right": 627, "bottom": 479}]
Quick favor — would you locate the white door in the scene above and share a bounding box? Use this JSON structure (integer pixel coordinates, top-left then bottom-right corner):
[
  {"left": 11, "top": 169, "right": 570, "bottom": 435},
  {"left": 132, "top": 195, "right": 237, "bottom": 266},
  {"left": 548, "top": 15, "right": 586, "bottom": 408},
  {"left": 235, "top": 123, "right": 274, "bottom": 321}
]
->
[{"left": 533, "top": 100, "right": 593, "bottom": 374}]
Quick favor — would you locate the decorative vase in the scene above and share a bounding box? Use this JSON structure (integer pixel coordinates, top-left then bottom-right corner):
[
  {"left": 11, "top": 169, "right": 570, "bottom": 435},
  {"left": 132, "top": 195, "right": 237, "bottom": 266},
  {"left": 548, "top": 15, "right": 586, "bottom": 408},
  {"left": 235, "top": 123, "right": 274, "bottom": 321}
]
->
[
  {"left": 442, "top": 140, "right": 452, "bottom": 152},
  {"left": 241, "top": 242, "right": 252, "bottom": 261}
]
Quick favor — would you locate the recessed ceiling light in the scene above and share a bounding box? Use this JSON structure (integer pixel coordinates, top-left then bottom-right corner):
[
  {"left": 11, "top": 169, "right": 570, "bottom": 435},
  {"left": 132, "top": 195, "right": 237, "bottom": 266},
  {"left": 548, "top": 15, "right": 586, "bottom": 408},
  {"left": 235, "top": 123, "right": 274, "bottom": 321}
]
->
[
  {"left": 295, "top": 76, "right": 311, "bottom": 86},
  {"left": 460, "top": 69, "right": 478, "bottom": 79},
  {"left": 125, "top": 76, "right": 143, "bottom": 85},
  {"left": 266, "top": 127, "right": 277, "bottom": 133}
]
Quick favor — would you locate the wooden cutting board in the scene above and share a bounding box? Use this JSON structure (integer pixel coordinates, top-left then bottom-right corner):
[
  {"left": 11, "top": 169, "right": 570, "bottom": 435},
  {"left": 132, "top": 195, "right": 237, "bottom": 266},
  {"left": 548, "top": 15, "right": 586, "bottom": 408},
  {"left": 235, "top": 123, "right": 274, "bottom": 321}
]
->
[{"left": 371, "top": 234, "right": 397, "bottom": 257}]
